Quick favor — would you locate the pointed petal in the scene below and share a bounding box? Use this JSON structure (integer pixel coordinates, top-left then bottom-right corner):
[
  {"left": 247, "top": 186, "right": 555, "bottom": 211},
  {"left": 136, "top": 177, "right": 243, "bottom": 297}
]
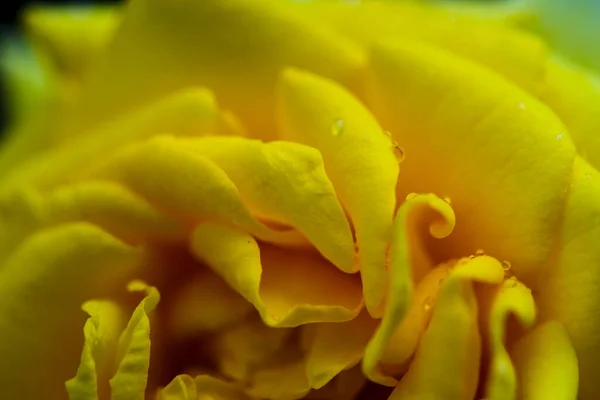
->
[{"left": 109, "top": 281, "right": 160, "bottom": 400}]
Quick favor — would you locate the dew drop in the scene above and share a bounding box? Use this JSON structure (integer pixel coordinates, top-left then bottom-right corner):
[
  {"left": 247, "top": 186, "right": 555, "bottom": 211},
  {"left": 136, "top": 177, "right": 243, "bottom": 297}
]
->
[
  {"left": 393, "top": 142, "right": 405, "bottom": 163},
  {"left": 585, "top": 173, "right": 592, "bottom": 179},
  {"left": 331, "top": 119, "right": 344, "bottom": 136},
  {"left": 423, "top": 296, "right": 433, "bottom": 312},
  {"left": 383, "top": 130, "right": 392, "bottom": 138},
  {"left": 406, "top": 192, "right": 418, "bottom": 201},
  {"left": 443, "top": 196, "right": 451, "bottom": 204},
  {"left": 556, "top": 134, "right": 564, "bottom": 140},
  {"left": 468, "top": 255, "right": 476, "bottom": 259},
  {"left": 271, "top": 314, "right": 281, "bottom": 322},
  {"left": 475, "top": 249, "right": 485, "bottom": 256},
  {"left": 501, "top": 260, "right": 512, "bottom": 271},
  {"left": 518, "top": 102, "right": 525, "bottom": 110}
]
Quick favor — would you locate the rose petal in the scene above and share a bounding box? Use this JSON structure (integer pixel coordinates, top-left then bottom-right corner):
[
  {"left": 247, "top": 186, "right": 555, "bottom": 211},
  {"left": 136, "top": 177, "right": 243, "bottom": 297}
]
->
[
  {"left": 536, "top": 156, "right": 600, "bottom": 399},
  {"left": 156, "top": 375, "right": 196, "bottom": 400},
  {"left": 510, "top": 320, "right": 578, "bottom": 400},
  {"left": 190, "top": 222, "right": 362, "bottom": 328},
  {"left": 277, "top": 67, "right": 398, "bottom": 315},
  {"left": 482, "top": 279, "right": 536, "bottom": 400},
  {"left": 389, "top": 255, "right": 505, "bottom": 400},
  {"left": 65, "top": 300, "right": 125, "bottom": 400},
  {"left": 109, "top": 281, "right": 160, "bottom": 400},
  {"left": 0, "top": 222, "right": 142, "bottom": 399},
  {"left": 366, "top": 39, "right": 575, "bottom": 282},
  {"left": 173, "top": 136, "right": 354, "bottom": 272},
  {"left": 363, "top": 193, "right": 455, "bottom": 386},
  {"left": 74, "top": 0, "right": 364, "bottom": 139}
]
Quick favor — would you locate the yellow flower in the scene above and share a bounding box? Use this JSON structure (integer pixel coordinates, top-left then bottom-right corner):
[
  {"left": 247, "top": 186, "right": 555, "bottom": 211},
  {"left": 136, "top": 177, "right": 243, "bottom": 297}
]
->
[{"left": 0, "top": 1, "right": 599, "bottom": 399}]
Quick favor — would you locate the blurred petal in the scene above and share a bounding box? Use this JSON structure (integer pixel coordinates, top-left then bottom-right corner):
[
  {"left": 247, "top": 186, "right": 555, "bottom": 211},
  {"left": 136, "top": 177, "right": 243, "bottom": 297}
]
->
[
  {"left": 363, "top": 194, "right": 455, "bottom": 386},
  {"left": 366, "top": 39, "right": 575, "bottom": 282},
  {"left": 195, "top": 375, "right": 250, "bottom": 400},
  {"left": 510, "top": 320, "right": 578, "bottom": 400},
  {"left": 277, "top": 68, "right": 398, "bottom": 315},
  {"left": 44, "top": 181, "right": 184, "bottom": 244},
  {"left": 91, "top": 137, "right": 305, "bottom": 247},
  {"left": 156, "top": 375, "right": 196, "bottom": 400},
  {"left": 483, "top": 279, "right": 536, "bottom": 400},
  {"left": 537, "top": 156, "right": 600, "bottom": 399},
  {"left": 305, "top": 365, "right": 366, "bottom": 400},
  {"left": 302, "top": 310, "right": 378, "bottom": 389},
  {"left": 307, "top": 1, "right": 547, "bottom": 93},
  {"left": 173, "top": 136, "right": 354, "bottom": 272},
  {"left": 74, "top": 0, "right": 364, "bottom": 139},
  {"left": 169, "top": 271, "right": 253, "bottom": 336},
  {"left": 66, "top": 301, "right": 125, "bottom": 400},
  {"left": 0, "top": 223, "right": 142, "bottom": 399},
  {"left": 24, "top": 4, "right": 120, "bottom": 78},
  {"left": 389, "top": 255, "right": 505, "bottom": 400},
  {"left": 0, "top": 87, "right": 238, "bottom": 190},
  {"left": 539, "top": 57, "right": 600, "bottom": 169},
  {"left": 110, "top": 281, "right": 160, "bottom": 400},
  {"left": 190, "top": 222, "right": 362, "bottom": 327},
  {"left": 247, "top": 360, "right": 310, "bottom": 400}
]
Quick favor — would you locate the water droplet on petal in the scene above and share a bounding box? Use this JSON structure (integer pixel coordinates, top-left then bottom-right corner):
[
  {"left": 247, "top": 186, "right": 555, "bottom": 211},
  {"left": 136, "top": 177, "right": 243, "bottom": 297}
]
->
[
  {"left": 443, "top": 196, "right": 451, "bottom": 204},
  {"left": 331, "top": 119, "right": 344, "bottom": 136},
  {"left": 383, "top": 130, "right": 392, "bottom": 138},
  {"left": 585, "top": 173, "right": 592, "bottom": 179},
  {"left": 393, "top": 142, "right": 405, "bottom": 163},
  {"left": 271, "top": 314, "right": 281, "bottom": 322},
  {"left": 556, "top": 134, "right": 564, "bottom": 140},
  {"left": 406, "top": 192, "right": 418, "bottom": 201},
  {"left": 518, "top": 102, "right": 525, "bottom": 110},
  {"left": 501, "top": 260, "right": 512, "bottom": 271},
  {"left": 423, "top": 296, "right": 433, "bottom": 311},
  {"left": 475, "top": 249, "right": 485, "bottom": 256}
]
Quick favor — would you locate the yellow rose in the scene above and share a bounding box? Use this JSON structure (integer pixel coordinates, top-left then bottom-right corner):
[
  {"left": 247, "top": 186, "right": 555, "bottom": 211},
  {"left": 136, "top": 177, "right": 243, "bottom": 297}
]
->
[{"left": 1, "top": 1, "right": 599, "bottom": 400}]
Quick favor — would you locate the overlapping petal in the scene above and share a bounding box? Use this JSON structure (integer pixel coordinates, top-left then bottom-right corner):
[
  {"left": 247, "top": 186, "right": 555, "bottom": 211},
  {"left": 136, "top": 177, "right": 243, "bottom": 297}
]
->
[
  {"left": 366, "top": 39, "right": 575, "bottom": 282},
  {"left": 363, "top": 193, "right": 455, "bottom": 386},
  {"left": 389, "top": 256, "right": 505, "bottom": 400},
  {"left": 536, "top": 157, "right": 600, "bottom": 399},
  {"left": 0, "top": 223, "right": 142, "bottom": 399},
  {"left": 73, "top": 0, "right": 365, "bottom": 139},
  {"left": 190, "top": 222, "right": 362, "bottom": 328},
  {"left": 277, "top": 68, "right": 398, "bottom": 315}
]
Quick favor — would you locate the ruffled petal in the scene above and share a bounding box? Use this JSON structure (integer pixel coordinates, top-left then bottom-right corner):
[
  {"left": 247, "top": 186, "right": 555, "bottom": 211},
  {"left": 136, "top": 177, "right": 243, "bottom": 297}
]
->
[
  {"left": 0, "top": 87, "right": 239, "bottom": 191},
  {"left": 73, "top": 0, "right": 364, "bottom": 139},
  {"left": 171, "top": 136, "right": 354, "bottom": 272},
  {"left": 482, "top": 278, "right": 536, "bottom": 400},
  {"left": 190, "top": 222, "right": 362, "bottom": 327},
  {"left": 510, "top": 320, "right": 578, "bottom": 400},
  {"left": 110, "top": 281, "right": 160, "bottom": 400},
  {"left": 366, "top": 39, "right": 576, "bottom": 281},
  {"left": 66, "top": 301, "right": 125, "bottom": 400},
  {"left": 0, "top": 222, "right": 142, "bottom": 399},
  {"left": 389, "top": 255, "right": 505, "bottom": 400},
  {"left": 277, "top": 67, "right": 398, "bottom": 315},
  {"left": 156, "top": 375, "right": 196, "bottom": 400},
  {"left": 536, "top": 156, "right": 600, "bottom": 399},
  {"left": 363, "top": 193, "right": 455, "bottom": 386},
  {"left": 90, "top": 137, "right": 305, "bottom": 247},
  {"left": 195, "top": 375, "right": 250, "bottom": 400}
]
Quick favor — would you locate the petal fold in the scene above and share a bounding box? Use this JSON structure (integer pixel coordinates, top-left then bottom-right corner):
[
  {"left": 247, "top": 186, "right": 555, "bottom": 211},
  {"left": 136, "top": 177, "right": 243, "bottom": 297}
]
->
[
  {"left": 190, "top": 222, "right": 362, "bottom": 328},
  {"left": 277, "top": 68, "right": 399, "bottom": 314},
  {"left": 366, "top": 39, "right": 575, "bottom": 281}
]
